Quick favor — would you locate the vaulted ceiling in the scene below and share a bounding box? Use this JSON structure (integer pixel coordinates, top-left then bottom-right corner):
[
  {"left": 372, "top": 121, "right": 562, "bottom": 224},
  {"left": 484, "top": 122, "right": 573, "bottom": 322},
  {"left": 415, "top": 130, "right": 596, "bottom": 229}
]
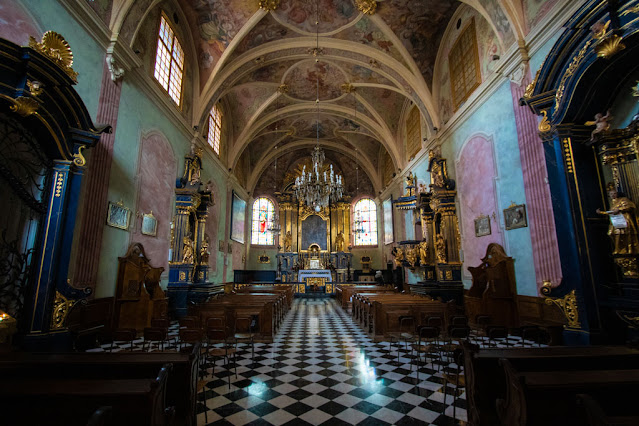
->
[{"left": 112, "top": 0, "right": 530, "bottom": 197}]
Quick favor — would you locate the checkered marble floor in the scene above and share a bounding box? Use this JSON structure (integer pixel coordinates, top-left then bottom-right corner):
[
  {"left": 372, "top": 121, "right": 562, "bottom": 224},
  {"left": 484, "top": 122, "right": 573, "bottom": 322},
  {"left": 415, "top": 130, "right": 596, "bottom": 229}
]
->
[{"left": 89, "top": 298, "right": 542, "bottom": 425}]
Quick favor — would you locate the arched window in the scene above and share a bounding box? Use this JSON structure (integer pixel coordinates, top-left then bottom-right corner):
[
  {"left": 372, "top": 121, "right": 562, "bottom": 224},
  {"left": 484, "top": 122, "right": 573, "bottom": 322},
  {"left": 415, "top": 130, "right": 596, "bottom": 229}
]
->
[
  {"left": 154, "top": 13, "right": 184, "bottom": 105},
  {"left": 353, "top": 198, "right": 378, "bottom": 246},
  {"left": 251, "top": 197, "right": 275, "bottom": 245},
  {"left": 208, "top": 105, "right": 222, "bottom": 155}
]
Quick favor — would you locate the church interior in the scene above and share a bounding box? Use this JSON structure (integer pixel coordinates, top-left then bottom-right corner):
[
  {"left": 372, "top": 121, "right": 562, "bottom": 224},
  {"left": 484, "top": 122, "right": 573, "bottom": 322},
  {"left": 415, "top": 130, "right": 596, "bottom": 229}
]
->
[{"left": 2, "top": 0, "right": 639, "bottom": 424}]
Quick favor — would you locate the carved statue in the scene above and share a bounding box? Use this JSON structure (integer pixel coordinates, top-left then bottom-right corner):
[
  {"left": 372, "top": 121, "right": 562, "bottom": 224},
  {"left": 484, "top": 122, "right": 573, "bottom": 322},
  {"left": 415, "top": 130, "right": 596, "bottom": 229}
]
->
[
  {"left": 182, "top": 236, "right": 195, "bottom": 264},
  {"left": 406, "top": 245, "right": 418, "bottom": 268},
  {"left": 431, "top": 161, "right": 445, "bottom": 187},
  {"left": 283, "top": 231, "right": 292, "bottom": 252},
  {"left": 392, "top": 246, "right": 404, "bottom": 267},
  {"left": 419, "top": 240, "right": 429, "bottom": 265},
  {"left": 335, "top": 231, "right": 345, "bottom": 252},
  {"left": 435, "top": 234, "right": 447, "bottom": 263},
  {"left": 586, "top": 110, "right": 612, "bottom": 141},
  {"left": 200, "top": 235, "right": 210, "bottom": 265},
  {"left": 597, "top": 183, "right": 639, "bottom": 254}
]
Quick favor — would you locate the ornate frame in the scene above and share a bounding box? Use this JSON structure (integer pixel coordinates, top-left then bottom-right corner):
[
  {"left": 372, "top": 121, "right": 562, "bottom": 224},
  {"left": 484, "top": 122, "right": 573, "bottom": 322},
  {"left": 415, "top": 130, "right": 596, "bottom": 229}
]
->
[
  {"left": 141, "top": 211, "right": 158, "bottom": 236},
  {"left": 107, "top": 200, "right": 131, "bottom": 230},
  {"left": 474, "top": 214, "right": 491, "bottom": 237},
  {"left": 504, "top": 204, "right": 527, "bottom": 230}
]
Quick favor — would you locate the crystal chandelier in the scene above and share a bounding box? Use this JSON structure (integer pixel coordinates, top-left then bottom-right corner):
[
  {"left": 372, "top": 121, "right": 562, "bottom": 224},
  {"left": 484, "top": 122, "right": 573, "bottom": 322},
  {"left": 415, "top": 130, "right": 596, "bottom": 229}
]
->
[{"left": 293, "top": 5, "right": 344, "bottom": 211}]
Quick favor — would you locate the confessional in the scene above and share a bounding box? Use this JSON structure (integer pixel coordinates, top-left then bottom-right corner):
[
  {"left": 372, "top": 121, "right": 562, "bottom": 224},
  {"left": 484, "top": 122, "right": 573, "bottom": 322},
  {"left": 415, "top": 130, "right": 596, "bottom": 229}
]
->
[
  {"left": 465, "top": 243, "right": 519, "bottom": 328},
  {"left": 113, "top": 243, "right": 168, "bottom": 331}
]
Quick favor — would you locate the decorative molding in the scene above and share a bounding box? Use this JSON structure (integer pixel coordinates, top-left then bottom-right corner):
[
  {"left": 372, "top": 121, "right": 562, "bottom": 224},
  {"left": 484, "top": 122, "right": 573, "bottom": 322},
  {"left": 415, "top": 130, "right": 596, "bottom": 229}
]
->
[
  {"left": 106, "top": 52, "right": 124, "bottom": 82},
  {"left": 544, "top": 289, "right": 581, "bottom": 329},
  {"left": 73, "top": 145, "right": 87, "bottom": 167},
  {"left": 595, "top": 34, "right": 626, "bottom": 59},
  {"left": 50, "top": 291, "right": 76, "bottom": 330},
  {"left": 538, "top": 110, "right": 551, "bottom": 133},
  {"left": 508, "top": 63, "right": 527, "bottom": 87}
]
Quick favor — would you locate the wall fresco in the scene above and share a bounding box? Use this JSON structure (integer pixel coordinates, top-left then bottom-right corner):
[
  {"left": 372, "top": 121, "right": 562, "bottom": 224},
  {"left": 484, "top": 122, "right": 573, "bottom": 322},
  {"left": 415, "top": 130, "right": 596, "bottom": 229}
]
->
[
  {"left": 0, "top": 0, "right": 40, "bottom": 46},
  {"left": 284, "top": 61, "right": 346, "bottom": 101},
  {"left": 523, "top": 0, "right": 561, "bottom": 33}
]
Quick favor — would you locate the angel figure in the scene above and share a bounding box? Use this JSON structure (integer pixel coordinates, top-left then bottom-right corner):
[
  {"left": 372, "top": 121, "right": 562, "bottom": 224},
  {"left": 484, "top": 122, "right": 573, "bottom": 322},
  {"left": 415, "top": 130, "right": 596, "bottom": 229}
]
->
[
  {"left": 406, "top": 246, "right": 418, "bottom": 268},
  {"left": 435, "top": 234, "right": 447, "bottom": 264},
  {"left": 200, "top": 235, "right": 210, "bottom": 265},
  {"left": 586, "top": 111, "right": 613, "bottom": 141}
]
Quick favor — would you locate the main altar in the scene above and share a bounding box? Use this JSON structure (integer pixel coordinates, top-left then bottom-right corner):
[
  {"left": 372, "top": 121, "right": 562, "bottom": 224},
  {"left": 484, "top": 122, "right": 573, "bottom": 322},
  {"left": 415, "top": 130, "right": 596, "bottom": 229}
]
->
[{"left": 275, "top": 190, "right": 352, "bottom": 294}]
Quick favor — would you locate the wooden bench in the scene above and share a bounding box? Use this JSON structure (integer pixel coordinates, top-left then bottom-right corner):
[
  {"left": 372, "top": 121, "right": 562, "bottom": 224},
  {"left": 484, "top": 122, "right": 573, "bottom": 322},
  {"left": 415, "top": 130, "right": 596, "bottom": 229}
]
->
[
  {"left": 0, "top": 363, "right": 172, "bottom": 426},
  {"left": 190, "top": 293, "right": 286, "bottom": 341},
  {"left": 336, "top": 285, "right": 394, "bottom": 309},
  {"left": 463, "top": 343, "right": 639, "bottom": 425},
  {"left": 0, "top": 344, "right": 200, "bottom": 425}
]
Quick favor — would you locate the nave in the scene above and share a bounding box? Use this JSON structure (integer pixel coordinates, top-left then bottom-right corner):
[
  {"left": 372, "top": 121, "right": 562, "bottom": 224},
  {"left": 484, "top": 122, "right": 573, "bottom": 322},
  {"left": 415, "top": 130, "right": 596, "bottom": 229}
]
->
[{"left": 104, "top": 298, "right": 535, "bottom": 426}]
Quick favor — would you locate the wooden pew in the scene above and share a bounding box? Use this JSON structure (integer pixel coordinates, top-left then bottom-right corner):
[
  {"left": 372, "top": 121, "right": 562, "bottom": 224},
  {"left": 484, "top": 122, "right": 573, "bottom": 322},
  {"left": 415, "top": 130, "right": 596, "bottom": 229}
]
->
[
  {"left": 0, "top": 344, "right": 200, "bottom": 425},
  {"left": 191, "top": 293, "right": 286, "bottom": 341},
  {"left": 336, "top": 285, "right": 395, "bottom": 310},
  {"left": 463, "top": 343, "right": 639, "bottom": 426},
  {"left": 235, "top": 284, "right": 294, "bottom": 308},
  {"left": 0, "top": 363, "right": 172, "bottom": 426}
]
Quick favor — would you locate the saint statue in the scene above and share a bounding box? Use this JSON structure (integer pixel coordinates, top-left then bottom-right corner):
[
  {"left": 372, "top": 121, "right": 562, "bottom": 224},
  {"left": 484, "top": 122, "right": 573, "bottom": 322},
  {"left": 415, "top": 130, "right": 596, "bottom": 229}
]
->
[
  {"left": 200, "top": 235, "right": 210, "bottom": 265},
  {"left": 182, "top": 236, "right": 195, "bottom": 264},
  {"left": 283, "top": 231, "right": 292, "bottom": 252},
  {"left": 406, "top": 245, "right": 418, "bottom": 268},
  {"left": 597, "top": 183, "right": 639, "bottom": 255},
  {"left": 435, "top": 234, "right": 447, "bottom": 263},
  {"left": 335, "top": 231, "right": 345, "bottom": 252},
  {"left": 392, "top": 246, "right": 404, "bottom": 267},
  {"left": 419, "top": 240, "right": 429, "bottom": 265}
]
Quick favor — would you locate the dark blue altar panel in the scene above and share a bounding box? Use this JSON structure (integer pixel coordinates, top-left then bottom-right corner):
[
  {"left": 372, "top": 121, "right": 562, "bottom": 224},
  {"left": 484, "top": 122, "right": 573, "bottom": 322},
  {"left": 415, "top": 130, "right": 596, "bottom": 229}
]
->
[{"left": 302, "top": 215, "right": 327, "bottom": 250}]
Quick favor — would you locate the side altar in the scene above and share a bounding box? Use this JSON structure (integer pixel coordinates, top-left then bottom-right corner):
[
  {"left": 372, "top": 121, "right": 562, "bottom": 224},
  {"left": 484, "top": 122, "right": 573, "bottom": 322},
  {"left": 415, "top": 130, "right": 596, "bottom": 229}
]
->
[{"left": 167, "top": 146, "right": 217, "bottom": 317}]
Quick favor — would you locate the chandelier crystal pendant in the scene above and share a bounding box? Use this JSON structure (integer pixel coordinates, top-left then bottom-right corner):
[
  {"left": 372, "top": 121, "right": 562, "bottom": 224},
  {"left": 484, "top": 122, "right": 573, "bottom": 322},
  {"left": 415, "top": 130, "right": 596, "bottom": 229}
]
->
[{"left": 293, "top": 3, "right": 344, "bottom": 211}]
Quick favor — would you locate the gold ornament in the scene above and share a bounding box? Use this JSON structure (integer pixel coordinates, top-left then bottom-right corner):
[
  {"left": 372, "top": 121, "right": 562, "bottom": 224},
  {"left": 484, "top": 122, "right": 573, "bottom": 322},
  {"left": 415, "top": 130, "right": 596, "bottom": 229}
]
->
[
  {"left": 258, "top": 0, "right": 279, "bottom": 11},
  {"left": 29, "top": 31, "right": 78, "bottom": 82},
  {"left": 10, "top": 97, "right": 39, "bottom": 117},
  {"left": 73, "top": 145, "right": 86, "bottom": 167},
  {"left": 595, "top": 34, "right": 626, "bottom": 59},
  {"left": 538, "top": 109, "right": 551, "bottom": 133},
  {"left": 51, "top": 291, "right": 76, "bottom": 330},
  {"left": 544, "top": 289, "right": 581, "bottom": 329},
  {"left": 355, "top": 0, "right": 377, "bottom": 15}
]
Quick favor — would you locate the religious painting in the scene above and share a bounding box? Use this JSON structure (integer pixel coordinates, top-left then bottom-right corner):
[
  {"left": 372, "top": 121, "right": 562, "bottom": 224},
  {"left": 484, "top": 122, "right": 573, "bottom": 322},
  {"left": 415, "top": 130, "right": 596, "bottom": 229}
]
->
[
  {"left": 474, "top": 215, "right": 491, "bottom": 237},
  {"left": 230, "top": 191, "right": 246, "bottom": 243},
  {"left": 107, "top": 200, "right": 131, "bottom": 230},
  {"left": 504, "top": 204, "right": 527, "bottom": 230},
  {"left": 383, "top": 197, "right": 394, "bottom": 244},
  {"left": 141, "top": 212, "right": 157, "bottom": 236}
]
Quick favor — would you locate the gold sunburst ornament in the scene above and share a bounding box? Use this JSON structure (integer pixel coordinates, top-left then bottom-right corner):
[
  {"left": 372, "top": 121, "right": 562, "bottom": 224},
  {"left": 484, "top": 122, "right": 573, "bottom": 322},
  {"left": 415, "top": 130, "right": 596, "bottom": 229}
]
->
[
  {"left": 29, "top": 31, "right": 78, "bottom": 82},
  {"left": 595, "top": 34, "right": 626, "bottom": 59}
]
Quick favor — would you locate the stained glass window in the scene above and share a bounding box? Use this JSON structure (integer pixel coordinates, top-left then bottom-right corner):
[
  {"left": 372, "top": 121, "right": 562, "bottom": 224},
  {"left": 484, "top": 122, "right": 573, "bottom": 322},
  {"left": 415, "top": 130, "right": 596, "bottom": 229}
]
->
[
  {"left": 208, "top": 105, "right": 222, "bottom": 155},
  {"left": 353, "top": 198, "right": 378, "bottom": 246},
  {"left": 154, "top": 14, "right": 184, "bottom": 106},
  {"left": 251, "top": 197, "right": 275, "bottom": 245}
]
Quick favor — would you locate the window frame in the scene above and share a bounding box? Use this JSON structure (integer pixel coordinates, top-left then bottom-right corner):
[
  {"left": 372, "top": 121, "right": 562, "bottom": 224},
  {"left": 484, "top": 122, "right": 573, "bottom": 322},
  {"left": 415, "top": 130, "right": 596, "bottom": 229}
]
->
[
  {"left": 448, "top": 17, "right": 481, "bottom": 111},
  {"left": 251, "top": 197, "right": 276, "bottom": 247},
  {"left": 207, "top": 104, "right": 223, "bottom": 156},
  {"left": 152, "top": 12, "right": 185, "bottom": 108},
  {"left": 353, "top": 198, "right": 379, "bottom": 247}
]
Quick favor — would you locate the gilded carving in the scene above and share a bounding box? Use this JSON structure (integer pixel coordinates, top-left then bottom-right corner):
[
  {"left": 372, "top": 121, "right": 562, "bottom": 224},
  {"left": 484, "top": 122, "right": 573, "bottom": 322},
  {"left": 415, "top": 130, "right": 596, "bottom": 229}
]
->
[
  {"left": 435, "top": 234, "right": 446, "bottom": 263},
  {"left": 538, "top": 110, "right": 551, "bottom": 133},
  {"left": 258, "top": 0, "right": 279, "bottom": 12},
  {"left": 615, "top": 257, "right": 639, "bottom": 278},
  {"left": 419, "top": 240, "right": 428, "bottom": 265},
  {"left": 523, "top": 68, "right": 541, "bottom": 99},
  {"left": 597, "top": 183, "right": 639, "bottom": 255},
  {"left": 445, "top": 270, "right": 452, "bottom": 280},
  {"left": 544, "top": 289, "right": 581, "bottom": 329},
  {"left": 10, "top": 97, "right": 39, "bottom": 117},
  {"left": 595, "top": 34, "right": 625, "bottom": 59},
  {"left": 29, "top": 31, "right": 78, "bottom": 82},
  {"left": 562, "top": 138, "right": 574, "bottom": 174},
  {"left": 341, "top": 83, "right": 355, "bottom": 94},
  {"left": 555, "top": 40, "right": 592, "bottom": 113},
  {"left": 392, "top": 246, "right": 404, "bottom": 267},
  {"left": 73, "top": 145, "right": 86, "bottom": 167},
  {"left": 51, "top": 291, "right": 76, "bottom": 330},
  {"left": 540, "top": 280, "right": 553, "bottom": 296},
  {"left": 405, "top": 245, "right": 418, "bottom": 268},
  {"left": 182, "top": 236, "right": 195, "bottom": 263},
  {"left": 355, "top": 0, "right": 377, "bottom": 15},
  {"left": 179, "top": 271, "right": 187, "bottom": 281},
  {"left": 26, "top": 80, "right": 43, "bottom": 97}
]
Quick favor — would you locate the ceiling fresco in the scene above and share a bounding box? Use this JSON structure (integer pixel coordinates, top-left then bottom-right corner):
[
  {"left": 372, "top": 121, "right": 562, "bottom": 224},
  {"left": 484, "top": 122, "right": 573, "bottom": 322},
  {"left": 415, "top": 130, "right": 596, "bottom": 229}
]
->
[{"left": 108, "top": 0, "right": 537, "bottom": 194}]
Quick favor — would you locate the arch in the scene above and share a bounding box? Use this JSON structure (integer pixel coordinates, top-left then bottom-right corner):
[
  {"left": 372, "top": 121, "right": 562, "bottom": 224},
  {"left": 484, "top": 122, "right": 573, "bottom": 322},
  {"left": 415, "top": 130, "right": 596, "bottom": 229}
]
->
[
  {"left": 353, "top": 198, "right": 378, "bottom": 246},
  {"left": 251, "top": 196, "right": 276, "bottom": 246}
]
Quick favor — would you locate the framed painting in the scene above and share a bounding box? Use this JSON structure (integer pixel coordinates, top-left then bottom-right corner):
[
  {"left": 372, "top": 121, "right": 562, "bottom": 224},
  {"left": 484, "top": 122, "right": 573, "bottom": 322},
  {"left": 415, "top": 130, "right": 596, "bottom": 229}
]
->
[
  {"left": 383, "top": 197, "right": 394, "bottom": 244},
  {"left": 230, "top": 191, "right": 246, "bottom": 243},
  {"left": 141, "top": 211, "right": 158, "bottom": 236},
  {"left": 474, "top": 214, "right": 491, "bottom": 237},
  {"left": 106, "top": 200, "right": 131, "bottom": 230},
  {"left": 504, "top": 204, "right": 527, "bottom": 230}
]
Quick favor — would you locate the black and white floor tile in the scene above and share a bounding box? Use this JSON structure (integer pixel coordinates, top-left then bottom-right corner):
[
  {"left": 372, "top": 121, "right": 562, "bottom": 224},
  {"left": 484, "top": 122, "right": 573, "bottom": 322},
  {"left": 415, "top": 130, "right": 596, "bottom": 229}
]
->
[{"left": 88, "top": 298, "right": 542, "bottom": 425}]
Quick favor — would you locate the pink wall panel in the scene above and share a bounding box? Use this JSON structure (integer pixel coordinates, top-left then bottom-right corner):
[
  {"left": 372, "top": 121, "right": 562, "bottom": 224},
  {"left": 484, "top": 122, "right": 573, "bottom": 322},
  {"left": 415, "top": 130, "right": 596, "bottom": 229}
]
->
[
  {"left": 456, "top": 135, "right": 503, "bottom": 275},
  {"left": 130, "top": 132, "right": 176, "bottom": 271}
]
